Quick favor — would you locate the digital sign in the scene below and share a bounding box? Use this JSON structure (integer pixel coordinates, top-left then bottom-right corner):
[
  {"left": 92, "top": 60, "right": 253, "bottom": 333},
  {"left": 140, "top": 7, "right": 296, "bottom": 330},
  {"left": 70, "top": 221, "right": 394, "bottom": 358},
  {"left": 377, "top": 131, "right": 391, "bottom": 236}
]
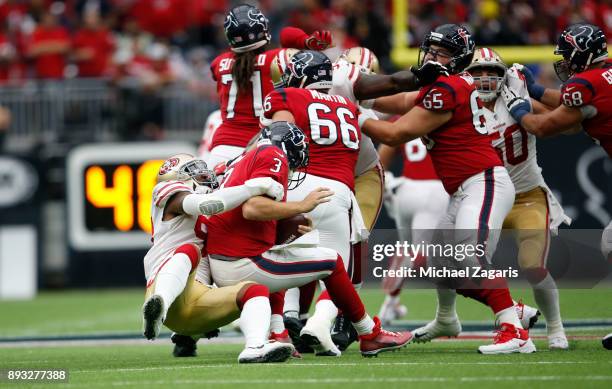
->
[{"left": 67, "top": 142, "right": 196, "bottom": 251}]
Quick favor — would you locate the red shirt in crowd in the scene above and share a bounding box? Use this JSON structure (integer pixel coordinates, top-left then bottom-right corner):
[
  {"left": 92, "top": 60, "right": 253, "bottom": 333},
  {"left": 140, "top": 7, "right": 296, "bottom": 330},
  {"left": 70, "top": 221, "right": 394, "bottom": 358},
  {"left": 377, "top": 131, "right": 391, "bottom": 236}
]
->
[
  {"left": 73, "top": 28, "right": 114, "bottom": 77},
  {"left": 29, "top": 26, "right": 70, "bottom": 79}
]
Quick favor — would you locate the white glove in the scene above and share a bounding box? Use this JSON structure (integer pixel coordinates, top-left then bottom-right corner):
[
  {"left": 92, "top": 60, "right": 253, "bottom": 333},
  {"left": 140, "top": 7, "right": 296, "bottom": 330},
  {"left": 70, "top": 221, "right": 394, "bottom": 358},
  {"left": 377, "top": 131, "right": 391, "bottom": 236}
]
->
[
  {"left": 358, "top": 108, "right": 378, "bottom": 128},
  {"left": 501, "top": 85, "right": 532, "bottom": 122},
  {"left": 244, "top": 177, "right": 284, "bottom": 201}
]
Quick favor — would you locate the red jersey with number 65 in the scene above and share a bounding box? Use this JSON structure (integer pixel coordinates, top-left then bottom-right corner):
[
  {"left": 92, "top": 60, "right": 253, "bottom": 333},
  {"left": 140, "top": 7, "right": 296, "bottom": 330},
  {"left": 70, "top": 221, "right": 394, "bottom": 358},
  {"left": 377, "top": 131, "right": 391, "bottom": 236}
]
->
[
  {"left": 203, "top": 144, "right": 289, "bottom": 257},
  {"left": 415, "top": 73, "right": 502, "bottom": 194},
  {"left": 560, "top": 61, "right": 612, "bottom": 158},
  {"left": 262, "top": 88, "right": 361, "bottom": 191},
  {"left": 210, "top": 48, "right": 282, "bottom": 149}
]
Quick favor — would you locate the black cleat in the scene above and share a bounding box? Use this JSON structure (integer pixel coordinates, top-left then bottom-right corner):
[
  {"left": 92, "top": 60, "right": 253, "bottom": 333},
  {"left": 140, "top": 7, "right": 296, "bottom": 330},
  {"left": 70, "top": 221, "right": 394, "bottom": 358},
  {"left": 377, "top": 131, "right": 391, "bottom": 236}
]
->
[
  {"left": 283, "top": 315, "right": 314, "bottom": 354},
  {"left": 331, "top": 313, "right": 358, "bottom": 351},
  {"left": 603, "top": 333, "right": 612, "bottom": 350},
  {"left": 171, "top": 334, "right": 197, "bottom": 357}
]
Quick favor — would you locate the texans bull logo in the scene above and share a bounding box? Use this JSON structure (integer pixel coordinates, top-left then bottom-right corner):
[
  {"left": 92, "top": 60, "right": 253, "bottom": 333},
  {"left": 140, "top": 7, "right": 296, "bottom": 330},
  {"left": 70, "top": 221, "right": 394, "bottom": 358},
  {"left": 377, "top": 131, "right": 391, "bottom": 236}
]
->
[
  {"left": 224, "top": 12, "right": 239, "bottom": 30},
  {"left": 288, "top": 52, "right": 315, "bottom": 78},
  {"left": 564, "top": 25, "right": 595, "bottom": 52},
  {"left": 247, "top": 9, "right": 267, "bottom": 28}
]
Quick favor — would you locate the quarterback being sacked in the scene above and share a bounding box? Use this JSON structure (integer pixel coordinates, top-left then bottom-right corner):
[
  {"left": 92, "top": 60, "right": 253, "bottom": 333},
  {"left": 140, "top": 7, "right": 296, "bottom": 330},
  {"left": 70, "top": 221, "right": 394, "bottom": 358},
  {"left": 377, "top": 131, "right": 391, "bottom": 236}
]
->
[
  {"left": 205, "top": 121, "right": 413, "bottom": 357},
  {"left": 143, "top": 154, "right": 295, "bottom": 363},
  {"left": 466, "top": 48, "right": 571, "bottom": 349},
  {"left": 361, "top": 24, "right": 536, "bottom": 354}
]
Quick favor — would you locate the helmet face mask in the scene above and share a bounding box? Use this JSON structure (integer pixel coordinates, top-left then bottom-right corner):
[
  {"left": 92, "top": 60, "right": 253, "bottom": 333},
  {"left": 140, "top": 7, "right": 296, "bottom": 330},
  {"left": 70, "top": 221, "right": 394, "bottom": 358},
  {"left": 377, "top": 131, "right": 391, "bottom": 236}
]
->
[
  {"left": 282, "top": 50, "right": 333, "bottom": 90},
  {"left": 553, "top": 23, "right": 608, "bottom": 81},
  {"left": 466, "top": 48, "right": 507, "bottom": 102},
  {"left": 418, "top": 24, "right": 475, "bottom": 74},
  {"left": 158, "top": 154, "right": 219, "bottom": 192}
]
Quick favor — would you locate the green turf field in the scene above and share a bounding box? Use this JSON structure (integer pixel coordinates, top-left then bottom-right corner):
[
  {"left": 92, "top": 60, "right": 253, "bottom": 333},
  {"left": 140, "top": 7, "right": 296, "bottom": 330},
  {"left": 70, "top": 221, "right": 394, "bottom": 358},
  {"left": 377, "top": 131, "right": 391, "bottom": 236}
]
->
[{"left": 0, "top": 288, "right": 611, "bottom": 388}]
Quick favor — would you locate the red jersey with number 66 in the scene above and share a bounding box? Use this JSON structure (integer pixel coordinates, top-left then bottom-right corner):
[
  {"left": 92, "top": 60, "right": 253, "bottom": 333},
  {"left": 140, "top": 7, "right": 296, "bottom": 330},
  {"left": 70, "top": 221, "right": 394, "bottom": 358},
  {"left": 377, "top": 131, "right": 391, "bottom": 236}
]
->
[
  {"left": 210, "top": 48, "right": 282, "bottom": 149},
  {"left": 560, "top": 61, "right": 612, "bottom": 158},
  {"left": 203, "top": 144, "right": 289, "bottom": 257},
  {"left": 262, "top": 88, "right": 361, "bottom": 191},
  {"left": 415, "top": 73, "right": 502, "bottom": 194}
]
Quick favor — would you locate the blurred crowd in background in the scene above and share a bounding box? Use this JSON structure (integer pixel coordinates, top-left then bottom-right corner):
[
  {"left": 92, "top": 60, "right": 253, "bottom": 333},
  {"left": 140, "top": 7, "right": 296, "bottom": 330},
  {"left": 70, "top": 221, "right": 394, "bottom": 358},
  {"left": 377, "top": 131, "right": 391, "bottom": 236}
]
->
[{"left": 0, "top": 0, "right": 610, "bottom": 145}]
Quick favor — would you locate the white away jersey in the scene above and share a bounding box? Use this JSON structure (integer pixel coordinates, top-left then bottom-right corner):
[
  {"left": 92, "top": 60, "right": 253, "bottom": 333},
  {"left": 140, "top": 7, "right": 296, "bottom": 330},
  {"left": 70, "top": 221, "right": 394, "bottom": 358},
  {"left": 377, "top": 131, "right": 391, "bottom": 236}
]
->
[
  {"left": 331, "top": 59, "right": 379, "bottom": 176},
  {"left": 143, "top": 180, "right": 202, "bottom": 283},
  {"left": 486, "top": 66, "right": 544, "bottom": 194}
]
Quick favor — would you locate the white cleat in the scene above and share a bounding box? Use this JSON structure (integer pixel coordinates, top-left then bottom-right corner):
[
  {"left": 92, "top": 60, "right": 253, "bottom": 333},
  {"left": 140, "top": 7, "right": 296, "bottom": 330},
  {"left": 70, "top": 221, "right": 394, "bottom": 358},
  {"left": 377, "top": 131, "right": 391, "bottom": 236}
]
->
[
  {"left": 478, "top": 323, "right": 536, "bottom": 354},
  {"left": 142, "top": 294, "right": 165, "bottom": 340},
  {"left": 379, "top": 296, "right": 408, "bottom": 326},
  {"left": 238, "top": 342, "right": 295, "bottom": 363},
  {"left": 300, "top": 318, "right": 341, "bottom": 357},
  {"left": 412, "top": 317, "right": 462, "bottom": 343},
  {"left": 548, "top": 333, "right": 569, "bottom": 350},
  {"left": 515, "top": 300, "right": 540, "bottom": 329}
]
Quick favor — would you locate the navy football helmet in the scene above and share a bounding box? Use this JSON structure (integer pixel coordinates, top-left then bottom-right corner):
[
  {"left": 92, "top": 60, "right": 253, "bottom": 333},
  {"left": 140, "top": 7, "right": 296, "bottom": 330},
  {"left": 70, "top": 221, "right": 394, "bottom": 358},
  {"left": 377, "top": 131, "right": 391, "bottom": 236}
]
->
[
  {"left": 418, "top": 24, "right": 475, "bottom": 74},
  {"left": 281, "top": 50, "right": 333, "bottom": 90},
  {"left": 224, "top": 4, "right": 271, "bottom": 53},
  {"left": 553, "top": 23, "right": 608, "bottom": 81},
  {"left": 260, "top": 121, "right": 309, "bottom": 189}
]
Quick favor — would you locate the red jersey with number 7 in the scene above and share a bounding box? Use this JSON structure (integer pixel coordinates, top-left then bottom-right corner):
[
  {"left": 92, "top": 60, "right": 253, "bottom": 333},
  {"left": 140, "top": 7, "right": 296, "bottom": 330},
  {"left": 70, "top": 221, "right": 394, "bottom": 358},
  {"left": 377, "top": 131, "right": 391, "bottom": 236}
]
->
[
  {"left": 415, "top": 73, "right": 502, "bottom": 194},
  {"left": 262, "top": 87, "right": 361, "bottom": 191},
  {"left": 210, "top": 48, "right": 282, "bottom": 149},
  {"left": 559, "top": 61, "right": 612, "bottom": 158},
  {"left": 203, "top": 144, "right": 289, "bottom": 257}
]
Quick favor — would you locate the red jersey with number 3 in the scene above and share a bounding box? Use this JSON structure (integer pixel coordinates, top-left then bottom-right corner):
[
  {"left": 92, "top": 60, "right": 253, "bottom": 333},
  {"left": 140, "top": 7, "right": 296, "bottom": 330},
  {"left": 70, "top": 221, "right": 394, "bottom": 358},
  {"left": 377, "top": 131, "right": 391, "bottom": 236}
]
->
[
  {"left": 415, "top": 73, "right": 502, "bottom": 194},
  {"left": 262, "top": 88, "right": 361, "bottom": 190},
  {"left": 560, "top": 61, "right": 612, "bottom": 157},
  {"left": 401, "top": 139, "right": 439, "bottom": 180},
  {"left": 203, "top": 145, "right": 289, "bottom": 257},
  {"left": 210, "top": 48, "right": 282, "bottom": 149}
]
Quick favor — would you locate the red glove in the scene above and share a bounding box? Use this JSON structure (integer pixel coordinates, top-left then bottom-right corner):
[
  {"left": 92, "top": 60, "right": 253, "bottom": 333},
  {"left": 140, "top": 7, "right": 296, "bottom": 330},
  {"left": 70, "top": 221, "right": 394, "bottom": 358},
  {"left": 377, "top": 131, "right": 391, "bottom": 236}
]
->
[{"left": 305, "top": 30, "right": 332, "bottom": 50}]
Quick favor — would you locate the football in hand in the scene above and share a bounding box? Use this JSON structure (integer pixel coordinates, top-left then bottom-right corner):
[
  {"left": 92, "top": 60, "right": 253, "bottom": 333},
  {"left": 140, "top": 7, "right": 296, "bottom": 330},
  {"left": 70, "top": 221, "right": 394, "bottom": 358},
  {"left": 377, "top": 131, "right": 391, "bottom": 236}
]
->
[{"left": 275, "top": 214, "right": 309, "bottom": 245}]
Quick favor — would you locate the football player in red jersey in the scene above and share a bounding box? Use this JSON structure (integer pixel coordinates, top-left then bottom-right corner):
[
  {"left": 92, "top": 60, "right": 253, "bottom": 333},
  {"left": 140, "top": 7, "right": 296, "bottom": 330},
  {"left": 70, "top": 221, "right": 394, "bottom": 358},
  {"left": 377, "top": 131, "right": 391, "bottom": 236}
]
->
[
  {"left": 377, "top": 140, "right": 449, "bottom": 325},
  {"left": 204, "top": 121, "right": 413, "bottom": 357},
  {"left": 208, "top": 5, "right": 332, "bottom": 169},
  {"left": 360, "top": 24, "right": 536, "bottom": 354}
]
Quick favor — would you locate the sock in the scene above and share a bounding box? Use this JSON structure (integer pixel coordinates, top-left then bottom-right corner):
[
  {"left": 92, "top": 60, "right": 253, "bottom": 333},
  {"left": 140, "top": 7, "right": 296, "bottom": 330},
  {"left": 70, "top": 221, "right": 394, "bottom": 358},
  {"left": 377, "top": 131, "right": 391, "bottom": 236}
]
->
[
  {"left": 384, "top": 294, "right": 400, "bottom": 306},
  {"left": 322, "top": 255, "right": 367, "bottom": 322},
  {"left": 390, "top": 288, "right": 401, "bottom": 297},
  {"left": 435, "top": 288, "right": 457, "bottom": 322},
  {"left": 153, "top": 253, "right": 192, "bottom": 317},
  {"left": 269, "top": 291, "right": 286, "bottom": 334},
  {"left": 299, "top": 281, "right": 317, "bottom": 316},
  {"left": 351, "top": 242, "right": 364, "bottom": 286},
  {"left": 495, "top": 306, "right": 523, "bottom": 329},
  {"left": 239, "top": 285, "right": 270, "bottom": 348},
  {"left": 352, "top": 314, "right": 376, "bottom": 335},
  {"left": 531, "top": 272, "right": 564, "bottom": 334},
  {"left": 283, "top": 288, "right": 300, "bottom": 318}
]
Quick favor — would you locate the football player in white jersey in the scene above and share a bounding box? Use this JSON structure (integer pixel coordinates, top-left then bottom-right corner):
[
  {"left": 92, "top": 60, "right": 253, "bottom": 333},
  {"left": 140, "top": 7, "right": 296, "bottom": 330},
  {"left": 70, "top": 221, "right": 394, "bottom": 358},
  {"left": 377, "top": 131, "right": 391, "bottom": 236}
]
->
[
  {"left": 465, "top": 48, "right": 571, "bottom": 349},
  {"left": 142, "top": 153, "right": 295, "bottom": 363},
  {"left": 197, "top": 110, "right": 222, "bottom": 162}
]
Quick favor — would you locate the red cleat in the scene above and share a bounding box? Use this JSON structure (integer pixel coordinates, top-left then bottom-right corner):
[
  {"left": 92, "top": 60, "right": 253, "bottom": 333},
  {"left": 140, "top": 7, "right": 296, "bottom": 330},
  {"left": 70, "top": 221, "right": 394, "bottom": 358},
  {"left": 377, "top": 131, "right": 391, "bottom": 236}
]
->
[
  {"left": 270, "top": 329, "right": 302, "bottom": 358},
  {"left": 358, "top": 317, "right": 413, "bottom": 357}
]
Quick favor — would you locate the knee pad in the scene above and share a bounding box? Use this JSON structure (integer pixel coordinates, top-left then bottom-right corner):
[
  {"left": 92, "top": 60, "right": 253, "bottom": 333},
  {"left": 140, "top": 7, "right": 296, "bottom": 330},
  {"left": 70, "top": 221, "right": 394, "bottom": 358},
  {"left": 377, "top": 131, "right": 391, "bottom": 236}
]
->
[{"left": 174, "top": 244, "right": 200, "bottom": 272}]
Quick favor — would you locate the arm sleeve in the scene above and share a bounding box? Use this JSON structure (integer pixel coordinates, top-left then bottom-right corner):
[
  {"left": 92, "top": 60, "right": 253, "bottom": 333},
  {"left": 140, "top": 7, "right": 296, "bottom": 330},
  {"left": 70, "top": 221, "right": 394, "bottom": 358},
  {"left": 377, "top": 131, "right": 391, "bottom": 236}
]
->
[
  {"left": 280, "top": 26, "right": 308, "bottom": 49},
  {"left": 152, "top": 181, "right": 192, "bottom": 208},
  {"left": 415, "top": 81, "right": 457, "bottom": 112},
  {"left": 560, "top": 78, "right": 594, "bottom": 108},
  {"left": 251, "top": 147, "right": 289, "bottom": 192},
  {"left": 183, "top": 185, "right": 256, "bottom": 216}
]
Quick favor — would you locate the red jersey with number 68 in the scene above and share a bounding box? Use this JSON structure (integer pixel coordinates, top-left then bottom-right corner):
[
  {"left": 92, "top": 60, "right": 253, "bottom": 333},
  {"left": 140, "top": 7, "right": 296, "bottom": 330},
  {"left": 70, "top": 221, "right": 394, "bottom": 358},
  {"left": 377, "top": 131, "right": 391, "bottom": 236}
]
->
[
  {"left": 203, "top": 144, "right": 289, "bottom": 257},
  {"left": 262, "top": 88, "right": 361, "bottom": 191},
  {"left": 210, "top": 48, "right": 282, "bottom": 149},
  {"left": 560, "top": 61, "right": 612, "bottom": 158},
  {"left": 415, "top": 73, "right": 502, "bottom": 194}
]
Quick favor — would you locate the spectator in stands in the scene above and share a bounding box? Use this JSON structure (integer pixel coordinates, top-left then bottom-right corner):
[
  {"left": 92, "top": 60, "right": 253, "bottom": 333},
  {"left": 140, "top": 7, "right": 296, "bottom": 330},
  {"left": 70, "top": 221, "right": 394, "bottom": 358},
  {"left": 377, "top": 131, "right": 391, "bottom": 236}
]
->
[
  {"left": 72, "top": 8, "right": 114, "bottom": 77},
  {"left": 27, "top": 11, "right": 70, "bottom": 79}
]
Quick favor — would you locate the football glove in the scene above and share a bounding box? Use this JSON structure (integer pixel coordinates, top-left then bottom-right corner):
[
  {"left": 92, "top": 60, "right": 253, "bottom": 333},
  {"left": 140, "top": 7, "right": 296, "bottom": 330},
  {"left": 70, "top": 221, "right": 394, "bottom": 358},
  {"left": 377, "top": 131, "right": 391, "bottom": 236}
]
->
[
  {"left": 305, "top": 30, "right": 332, "bottom": 50},
  {"left": 512, "top": 63, "right": 545, "bottom": 101},
  {"left": 410, "top": 61, "right": 449, "bottom": 87},
  {"left": 501, "top": 85, "right": 531, "bottom": 123}
]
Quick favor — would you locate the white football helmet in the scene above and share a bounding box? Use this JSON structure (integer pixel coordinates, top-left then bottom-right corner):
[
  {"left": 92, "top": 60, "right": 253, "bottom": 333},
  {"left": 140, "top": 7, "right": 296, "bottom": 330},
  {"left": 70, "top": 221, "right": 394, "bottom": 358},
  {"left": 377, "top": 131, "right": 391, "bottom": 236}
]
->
[
  {"left": 339, "top": 47, "right": 380, "bottom": 74},
  {"left": 157, "top": 153, "right": 218, "bottom": 192},
  {"left": 466, "top": 47, "right": 507, "bottom": 102}
]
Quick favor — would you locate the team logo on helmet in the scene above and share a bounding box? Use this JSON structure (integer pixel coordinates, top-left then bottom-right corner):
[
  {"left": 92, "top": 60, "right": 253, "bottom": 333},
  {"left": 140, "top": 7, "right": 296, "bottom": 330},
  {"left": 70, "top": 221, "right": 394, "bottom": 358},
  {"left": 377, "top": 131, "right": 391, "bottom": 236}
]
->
[
  {"left": 159, "top": 157, "right": 179, "bottom": 175},
  {"left": 247, "top": 9, "right": 267, "bottom": 28},
  {"left": 457, "top": 28, "right": 470, "bottom": 48},
  {"left": 224, "top": 12, "right": 239, "bottom": 30},
  {"left": 563, "top": 24, "right": 595, "bottom": 52},
  {"left": 288, "top": 52, "right": 314, "bottom": 78}
]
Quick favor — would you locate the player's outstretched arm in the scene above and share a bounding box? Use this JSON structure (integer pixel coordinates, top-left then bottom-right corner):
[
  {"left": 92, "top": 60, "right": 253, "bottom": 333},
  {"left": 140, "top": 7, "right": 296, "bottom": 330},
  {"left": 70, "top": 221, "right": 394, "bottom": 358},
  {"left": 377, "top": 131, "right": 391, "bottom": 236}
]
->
[
  {"left": 360, "top": 106, "right": 451, "bottom": 146},
  {"left": 242, "top": 187, "right": 334, "bottom": 221},
  {"left": 364, "top": 91, "right": 419, "bottom": 115},
  {"left": 280, "top": 27, "right": 332, "bottom": 50},
  {"left": 354, "top": 61, "right": 448, "bottom": 100},
  {"left": 512, "top": 63, "right": 561, "bottom": 109},
  {"left": 519, "top": 105, "right": 584, "bottom": 138}
]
